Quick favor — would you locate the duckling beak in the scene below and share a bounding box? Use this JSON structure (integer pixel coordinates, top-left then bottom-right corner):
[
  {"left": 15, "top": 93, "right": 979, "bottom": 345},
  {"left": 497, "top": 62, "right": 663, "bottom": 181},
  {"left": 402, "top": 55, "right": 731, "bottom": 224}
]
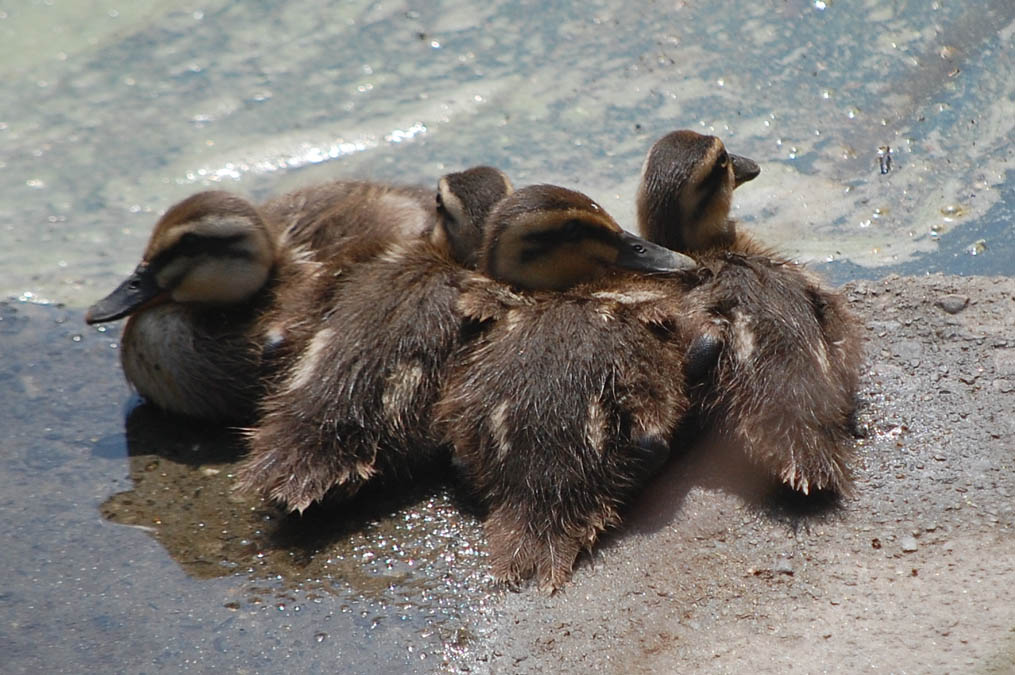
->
[
  {"left": 85, "top": 263, "right": 168, "bottom": 324},
  {"left": 731, "top": 153, "right": 761, "bottom": 187},
  {"left": 614, "top": 230, "right": 696, "bottom": 273}
]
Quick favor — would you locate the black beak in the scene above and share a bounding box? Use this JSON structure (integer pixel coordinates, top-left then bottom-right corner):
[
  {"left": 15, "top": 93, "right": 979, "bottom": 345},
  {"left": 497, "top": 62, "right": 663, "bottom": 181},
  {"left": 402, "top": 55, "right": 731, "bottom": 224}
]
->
[
  {"left": 730, "top": 153, "right": 760, "bottom": 187},
  {"left": 614, "top": 230, "right": 696, "bottom": 273},
  {"left": 85, "top": 263, "right": 166, "bottom": 324}
]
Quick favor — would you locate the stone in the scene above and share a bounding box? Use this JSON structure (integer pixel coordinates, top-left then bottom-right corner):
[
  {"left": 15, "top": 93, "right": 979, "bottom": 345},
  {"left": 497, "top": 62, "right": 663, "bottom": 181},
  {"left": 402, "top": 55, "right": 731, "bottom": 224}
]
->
[{"left": 937, "top": 294, "right": 969, "bottom": 314}]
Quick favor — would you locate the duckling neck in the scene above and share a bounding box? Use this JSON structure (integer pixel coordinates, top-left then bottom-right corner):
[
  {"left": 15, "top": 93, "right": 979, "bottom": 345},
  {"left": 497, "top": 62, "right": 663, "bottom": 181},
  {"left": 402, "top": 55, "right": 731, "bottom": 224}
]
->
[{"left": 642, "top": 210, "right": 737, "bottom": 254}]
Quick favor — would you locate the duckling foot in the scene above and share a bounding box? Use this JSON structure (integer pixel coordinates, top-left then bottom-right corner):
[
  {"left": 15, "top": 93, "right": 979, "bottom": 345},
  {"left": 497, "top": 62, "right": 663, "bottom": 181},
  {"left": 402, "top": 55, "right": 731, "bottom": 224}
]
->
[
  {"left": 630, "top": 434, "right": 672, "bottom": 482},
  {"left": 684, "top": 331, "right": 723, "bottom": 384}
]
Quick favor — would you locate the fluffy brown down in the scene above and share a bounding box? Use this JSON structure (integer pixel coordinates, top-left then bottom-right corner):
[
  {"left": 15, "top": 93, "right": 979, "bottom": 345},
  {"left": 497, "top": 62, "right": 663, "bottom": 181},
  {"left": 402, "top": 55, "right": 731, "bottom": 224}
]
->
[
  {"left": 675, "top": 233, "right": 864, "bottom": 494},
  {"left": 237, "top": 238, "right": 473, "bottom": 512},
  {"left": 437, "top": 272, "right": 694, "bottom": 591}
]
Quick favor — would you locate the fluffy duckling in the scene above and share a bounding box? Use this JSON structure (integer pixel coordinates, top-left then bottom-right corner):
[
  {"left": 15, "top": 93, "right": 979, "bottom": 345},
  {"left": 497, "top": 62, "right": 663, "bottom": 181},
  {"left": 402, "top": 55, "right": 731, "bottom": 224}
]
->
[
  {"left": 637, "top": 129, "right": 864, "bottom": 494},
  {"left": 86, "top": 173, "right": 501, "bottom": 422},
  {"left": 437, "top": 186, "right": 700, "bottom": 591},
  {"left": 235, "top": 168, "right": 518, "bottom": 512},
  {"left": 86, "top": 191, "right": 281, "bottom": 421}
]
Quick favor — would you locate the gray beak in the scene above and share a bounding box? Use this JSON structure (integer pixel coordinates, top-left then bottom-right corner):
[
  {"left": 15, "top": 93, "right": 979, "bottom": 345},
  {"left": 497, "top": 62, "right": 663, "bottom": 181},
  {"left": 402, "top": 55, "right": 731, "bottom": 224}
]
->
[
  {"left": 614, "top": 230, "right": 696, "bottom": 273},
  {"left": 730, "top": 153, "right": 760, "bottom": 187},
  {"left": 85, "top": 263, "right": 165, "bottom": 324}
]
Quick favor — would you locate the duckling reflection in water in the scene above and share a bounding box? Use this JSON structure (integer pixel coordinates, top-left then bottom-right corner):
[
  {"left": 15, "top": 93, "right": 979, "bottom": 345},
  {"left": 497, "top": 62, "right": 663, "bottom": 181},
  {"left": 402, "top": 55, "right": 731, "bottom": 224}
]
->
[
  {"left": 235, "top": 168, "right": 517, "bottom": 513},
  {"left": 637, "top": 130, "right": 864, "bottom": 495},
  {"left": 85, "top": 173, "right": 500, "bottom": 422},
  {"left": 437, "top": 186, "right": 700, "bottom": 591}
]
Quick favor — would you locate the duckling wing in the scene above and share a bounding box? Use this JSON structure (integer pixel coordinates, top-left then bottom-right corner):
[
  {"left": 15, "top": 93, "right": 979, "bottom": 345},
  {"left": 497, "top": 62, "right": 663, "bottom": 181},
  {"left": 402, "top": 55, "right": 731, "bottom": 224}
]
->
[
  {"left": 237, "top": 240, "right": 467, "bottom": 512},
  {"left": 690, "top": 255, "right": 864, "bottom": 494}
]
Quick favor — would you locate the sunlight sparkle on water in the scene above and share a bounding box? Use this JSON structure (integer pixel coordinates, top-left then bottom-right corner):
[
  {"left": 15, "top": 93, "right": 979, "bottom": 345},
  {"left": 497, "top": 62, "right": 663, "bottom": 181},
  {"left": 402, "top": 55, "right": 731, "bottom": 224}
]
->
[{"left": 182, "top": 124, "right": 428, "bottom": 184}]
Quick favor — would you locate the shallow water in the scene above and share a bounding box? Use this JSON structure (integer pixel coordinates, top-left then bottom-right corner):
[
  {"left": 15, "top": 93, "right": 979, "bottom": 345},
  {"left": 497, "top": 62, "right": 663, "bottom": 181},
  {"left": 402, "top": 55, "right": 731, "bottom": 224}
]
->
[{"left": 2, "top": 1, "right": 1013, "bottom": 672}]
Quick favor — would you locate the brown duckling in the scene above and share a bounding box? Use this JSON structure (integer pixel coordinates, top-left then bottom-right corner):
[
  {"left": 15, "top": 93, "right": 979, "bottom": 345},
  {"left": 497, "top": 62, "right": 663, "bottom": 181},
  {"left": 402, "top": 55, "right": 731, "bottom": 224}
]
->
[
  {"left": 637, "top": 129, "right": 864, "bottom": 494},
  {"left": 235, "top": 168, "right": 517, "bottom": 512},
  {"left": 85, "top": 174, "right": 499, "bottom": 422},
  {"left": 436, "top": 186, "right": 700, "bottom": 591},
  {"left": 86, "top": 191, "right": 282, "bottom": 421}
]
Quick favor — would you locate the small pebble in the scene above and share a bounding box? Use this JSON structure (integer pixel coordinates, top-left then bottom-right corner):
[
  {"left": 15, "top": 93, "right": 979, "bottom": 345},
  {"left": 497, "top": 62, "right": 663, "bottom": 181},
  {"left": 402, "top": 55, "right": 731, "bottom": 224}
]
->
[
  {"left": 936, "top": 294, "right": 969, "bottom": 314},
  {"left": 901, "top": 536, "right": 918, "bottom": 552},
  {"left": 992, "top": 379, "right": 1015, "bottom": 393},
  {"left": 774, "top": 558, "right": 794, "bottom": 575}
]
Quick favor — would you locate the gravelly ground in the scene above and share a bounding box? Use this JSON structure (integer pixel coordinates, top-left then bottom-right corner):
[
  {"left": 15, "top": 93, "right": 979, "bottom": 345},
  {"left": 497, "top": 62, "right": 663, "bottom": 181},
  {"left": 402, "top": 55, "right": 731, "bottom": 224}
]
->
[
  {"left": 2, "top": 273, "right": 1013, "bottom": 674},
  {"left": 477, "top": 273, "right": 1015, "bottom": 674}
]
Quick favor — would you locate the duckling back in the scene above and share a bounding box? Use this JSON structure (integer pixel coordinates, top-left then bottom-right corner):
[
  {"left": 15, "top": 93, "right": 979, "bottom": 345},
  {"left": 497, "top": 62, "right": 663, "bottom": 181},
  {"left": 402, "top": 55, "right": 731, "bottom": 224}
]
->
[
  {"left": 255, "top": 181, "right": 447, "bottom": 366},
  {"left": 438, "top": 272, "right": 694, "bottom": 590},
  {"left": 261, "top": 180, "right": 436, "bottom": 261},
  {"left": 683, "top": 254, "right": 863, "bottom": 493},
  {"left": 238, "top": 238, "right": 473, "bottom": 510}
]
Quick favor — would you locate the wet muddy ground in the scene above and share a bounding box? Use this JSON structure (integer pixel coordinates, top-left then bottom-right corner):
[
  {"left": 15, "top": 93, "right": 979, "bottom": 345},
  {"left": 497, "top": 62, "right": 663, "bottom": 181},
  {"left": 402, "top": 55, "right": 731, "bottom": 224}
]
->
[{"left": 2, "top": 273, "right": 1013, "bottom": 673}]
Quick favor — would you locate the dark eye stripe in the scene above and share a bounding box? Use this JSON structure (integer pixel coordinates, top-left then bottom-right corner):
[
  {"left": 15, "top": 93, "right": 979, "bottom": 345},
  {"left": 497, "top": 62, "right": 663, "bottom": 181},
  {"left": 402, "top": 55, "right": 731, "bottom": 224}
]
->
[
  {"left": 151, "top": 232, "right": 250, "bottom": 269},
  {"left": 686, "top": 158, "right": 729, "bottom": 223},
  {"left": 519, "top": 244, "right": 553, "bottom": 265},
  {"left": 522, "top": 220, "right": 615, "bottom": 247}
]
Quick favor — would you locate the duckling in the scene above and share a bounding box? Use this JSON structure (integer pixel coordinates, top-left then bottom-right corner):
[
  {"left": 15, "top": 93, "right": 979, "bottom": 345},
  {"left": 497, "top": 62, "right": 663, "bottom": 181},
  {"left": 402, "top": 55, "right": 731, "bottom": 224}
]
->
[
  {"left": 85, "top": 173, "right": 502, "bottom": 422},
  {"left": 85, "top": 191, "right": 281, "bottom": 421},
  {"left": 234, "top": 168, "right": 518, "bottom": 512},
  {"left": 636, "top": 129, "right": 864, "bottom": 494},
  {"left": 436, "top": 186, "right": 700, "bottom": 591}
]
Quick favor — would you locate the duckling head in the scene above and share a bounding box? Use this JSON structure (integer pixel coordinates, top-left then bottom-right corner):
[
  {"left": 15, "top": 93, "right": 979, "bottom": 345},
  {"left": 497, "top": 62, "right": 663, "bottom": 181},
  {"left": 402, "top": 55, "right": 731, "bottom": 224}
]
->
[
  {"left": 433, "top": 166, "right": 514, "bottom": 268},
  {"left": 480, "top": 184, "right": 696, "bottom": 291},
  {"left": 85, "top": 191, "right": 276, "bottom": 324},
  {"left": 636, "top": 130, "right": 760, "bottom": 252}
]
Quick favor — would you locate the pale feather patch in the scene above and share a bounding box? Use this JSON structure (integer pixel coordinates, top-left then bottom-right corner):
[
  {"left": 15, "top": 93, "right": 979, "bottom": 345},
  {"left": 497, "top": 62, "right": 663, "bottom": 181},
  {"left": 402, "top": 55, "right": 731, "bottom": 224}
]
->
[
  {"left": 585, "top": 398, "right": 607, "bottom": 455},
  {"left": 731, "top": 310, "right": 756, "bottom": 363},
  {"left": 286, "top": 243, "right": 316, "bottom": 264},
  {"left": 377, "top": 240, "right": 413, "bottom": 265},
  {"left": 196, "top": 213, "right": 262, "bottom": 239},
  {"left": 813, "top": 337, "right": 831, "bottom": 375},
  {"left": 590, "top": 289, "right": 665, "bottom": 304},
  {"left": 263, "top": 324, "right": 286, "bottom": 350},
  {"left": 286, "top": 327, "right": 335, "bottom": 392},
  {"left": 354, "top": 460, "right": 377, "bottom": 481},
  {"left": 382, "top": 360, "right": 425, "bottom": 426},
  {"left": 376, "top": 191, "right": 431, "bottom": 240},
  {"left": 503, "top": 308, "right": 523, "bottom": 332},
  {"left": 490, "top": 400, "right": 513, "bottom": 460}
]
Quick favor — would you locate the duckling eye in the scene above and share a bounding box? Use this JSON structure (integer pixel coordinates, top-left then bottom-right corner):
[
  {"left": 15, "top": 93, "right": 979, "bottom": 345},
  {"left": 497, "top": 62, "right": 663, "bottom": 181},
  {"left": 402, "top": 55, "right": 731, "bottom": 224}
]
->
[
  {"left": 717, "top": 151, "right": 729, "bottom": 169},
  {"left": 435, "top": 192, "right": 445, "bottom": 213}
]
